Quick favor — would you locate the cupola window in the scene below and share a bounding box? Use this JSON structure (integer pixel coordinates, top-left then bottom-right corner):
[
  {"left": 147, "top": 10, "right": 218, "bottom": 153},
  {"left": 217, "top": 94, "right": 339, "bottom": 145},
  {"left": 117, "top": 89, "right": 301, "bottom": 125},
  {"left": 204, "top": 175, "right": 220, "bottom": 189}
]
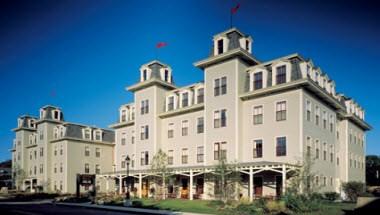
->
[{"left": 217, "top": 39, "right": 224, "bottom": 54}]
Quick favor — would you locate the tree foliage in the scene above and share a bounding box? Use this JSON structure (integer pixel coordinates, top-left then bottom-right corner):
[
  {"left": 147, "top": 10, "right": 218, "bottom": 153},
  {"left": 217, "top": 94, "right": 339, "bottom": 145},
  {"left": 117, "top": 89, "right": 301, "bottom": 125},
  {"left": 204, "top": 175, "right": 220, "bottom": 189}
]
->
[
  {"left": 150, "top": 149, "right": 169, "bottom": 199},
  {"left": 366, "top": 155, "right": 380, "bottom": 186},
  {"left": 342, "top": 181, "right": 365, "bottom": 202}
]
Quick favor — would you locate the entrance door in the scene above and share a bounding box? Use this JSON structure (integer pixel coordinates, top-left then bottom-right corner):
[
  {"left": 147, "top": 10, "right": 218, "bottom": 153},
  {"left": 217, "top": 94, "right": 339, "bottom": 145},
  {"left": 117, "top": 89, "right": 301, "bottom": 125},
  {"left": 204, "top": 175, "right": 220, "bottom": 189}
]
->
[
  {"left": 254, "top": 177, "right": 263, "bottom": 197},
  {"left": 276, "top": 176, "right": 282, "bottom": 197},
  {"left": 142, "top": 180, "right": 149, "bottom": 198},
  {"left": 181, "top": 178, "right": 188, "bottom": 199}
]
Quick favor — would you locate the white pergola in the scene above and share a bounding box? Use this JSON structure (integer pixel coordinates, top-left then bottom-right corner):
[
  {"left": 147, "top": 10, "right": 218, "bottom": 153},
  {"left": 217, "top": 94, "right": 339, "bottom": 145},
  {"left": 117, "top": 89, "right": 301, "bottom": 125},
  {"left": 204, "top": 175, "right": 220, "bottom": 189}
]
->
[{"left": 98, "top": 161, "right": 298, "bottom": 201}]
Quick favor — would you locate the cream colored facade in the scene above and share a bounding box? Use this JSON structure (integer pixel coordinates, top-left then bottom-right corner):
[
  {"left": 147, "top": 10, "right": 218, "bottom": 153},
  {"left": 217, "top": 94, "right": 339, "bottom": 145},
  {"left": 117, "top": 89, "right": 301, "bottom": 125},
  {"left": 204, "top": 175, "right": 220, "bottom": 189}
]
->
[
  {"left": 11, "top": 105, "right": 115, "bottom": 193},
  {"left": 106, "top": 28, "right": 370, "bottom": 200}
]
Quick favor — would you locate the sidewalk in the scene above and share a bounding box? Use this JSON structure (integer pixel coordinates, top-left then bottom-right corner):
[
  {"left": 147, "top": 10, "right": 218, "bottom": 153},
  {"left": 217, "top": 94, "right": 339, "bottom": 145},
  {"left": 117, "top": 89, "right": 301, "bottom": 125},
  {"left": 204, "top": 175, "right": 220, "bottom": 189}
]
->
[{"left": 55, "top": 202, "right": 213, "bottom": 215}]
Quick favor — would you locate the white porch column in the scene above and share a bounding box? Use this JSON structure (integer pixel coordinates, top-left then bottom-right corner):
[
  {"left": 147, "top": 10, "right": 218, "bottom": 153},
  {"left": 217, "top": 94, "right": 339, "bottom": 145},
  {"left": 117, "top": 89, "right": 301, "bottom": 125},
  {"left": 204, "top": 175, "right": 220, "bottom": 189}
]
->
[
  {"left": 118, "top": 176, "right": 123, "bottom": 194},
  {"left": 138, "top": 173, "right": 142, "bottom": 198},
  {"left": 189, "top": 170, "right": 193, "bottom": 200},
  {"left": 282, "top": 164, "right": 286, "bottom": 195},
  {"left": 30, "top": 179, "right": 34, "bottom": 193},
  {"left": 106, "top": 177, "right": 109, "bottom": 192},
  {"left": 249, "top": 167, "right": 253, "bottom": 202},
  {"left": 162, "top": 174, "right": 166, "bottom": 200}
]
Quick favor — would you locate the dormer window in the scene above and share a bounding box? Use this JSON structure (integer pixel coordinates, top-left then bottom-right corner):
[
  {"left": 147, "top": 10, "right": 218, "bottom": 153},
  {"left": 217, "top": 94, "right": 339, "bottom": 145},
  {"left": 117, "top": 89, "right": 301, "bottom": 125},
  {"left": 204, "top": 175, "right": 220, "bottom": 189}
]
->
[
  {"left": 94, "top": 130, "right": 102, "bottom": 141},
  {"left": 52, "top": 110, "right": 60, "bottom": 120},
  {"left": 245, "top": 40, "right": 250, "bottom": 52},
  {"left": 276, "top": 66, "right": 287, "bottom": 85},
  {"left": 182, "top": 92, "right": 189, "bottom": 108},
  {"left": 29, "top": 119, "right": 36, "bottom": 129},
  {"left": 217, "top": 39, "right": 223, "bottom": 54},
  {"left": 121, "top": 110, "right": 127, "bottom": 122},
  {"left": 197, "top": 88, "right": 204, "bottom": 104},
  {"left": 167, "top": 96, "right": 174, "bottom": 111},
  {"left": 83, "top": 128, "right": 91, "bottom": 140},
  {"left": 142, "top": 69, "right": 147, "bottom": 81},
  {"left": 164, "top": 70, "right": 169, "bottom": 82},
  {"left": 253, "top": 72, "right": 263, "bottom": 90}
]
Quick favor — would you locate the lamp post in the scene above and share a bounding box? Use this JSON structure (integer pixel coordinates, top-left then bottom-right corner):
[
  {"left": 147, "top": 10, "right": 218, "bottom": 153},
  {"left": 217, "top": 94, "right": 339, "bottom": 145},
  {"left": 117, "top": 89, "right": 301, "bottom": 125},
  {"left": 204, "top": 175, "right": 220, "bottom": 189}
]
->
[{"left": 125, "top": 156, "right": 131, "bottom": 201}]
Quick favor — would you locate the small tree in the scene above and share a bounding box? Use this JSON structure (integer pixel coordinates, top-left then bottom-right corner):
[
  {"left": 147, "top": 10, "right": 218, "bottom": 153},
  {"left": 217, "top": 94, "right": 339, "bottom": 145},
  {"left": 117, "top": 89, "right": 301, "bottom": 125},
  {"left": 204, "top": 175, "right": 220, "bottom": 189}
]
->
[
  {"left": 210, "top": 158, "right": 241, "bottom": 203},
  {"left": 150, "top": 149, "right": 169, "bottom": 199},
  {"left": 342, "top": 181, "right": 365, "bottom": 202},
  {"left": 13, "top": 165, "right": 26, "bottom": 191}
]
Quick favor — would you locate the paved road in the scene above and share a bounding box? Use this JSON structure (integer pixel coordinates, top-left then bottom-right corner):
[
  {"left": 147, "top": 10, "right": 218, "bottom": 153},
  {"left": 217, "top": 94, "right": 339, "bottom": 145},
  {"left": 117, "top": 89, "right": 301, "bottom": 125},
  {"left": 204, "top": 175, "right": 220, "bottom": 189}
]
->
[{"left": 0, "top": 203, "right": 140, "bottom": 215}]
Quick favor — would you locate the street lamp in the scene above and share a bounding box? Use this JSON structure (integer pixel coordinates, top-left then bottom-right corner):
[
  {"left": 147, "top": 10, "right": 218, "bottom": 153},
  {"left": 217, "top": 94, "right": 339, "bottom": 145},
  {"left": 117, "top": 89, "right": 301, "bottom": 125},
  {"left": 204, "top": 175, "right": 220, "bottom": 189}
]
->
[{"left": 125, "top": 156, "right": 131, "bottom": 201}]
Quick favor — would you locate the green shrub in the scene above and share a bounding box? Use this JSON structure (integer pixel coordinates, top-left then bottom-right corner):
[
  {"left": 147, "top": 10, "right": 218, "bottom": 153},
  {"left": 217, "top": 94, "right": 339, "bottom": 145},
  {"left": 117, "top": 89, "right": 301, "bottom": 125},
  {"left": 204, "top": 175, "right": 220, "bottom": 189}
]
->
[
  {"left": 323, "top": 192, "right": 339, "bottom": 201},
  {"left": 283, "top": 193, "right": 321, "bottom": 213},
  {"left": 342, "top": 181, "right": 365, "bottom": 202},
  {"left": 219, "top": 203, "right": 262, "bottom": 215},
  {"left": 132, "top": 200, "right": 143, "bottom": 207},
  {"left": 265, "top": 200, "right": 287, "bottom": 214}
]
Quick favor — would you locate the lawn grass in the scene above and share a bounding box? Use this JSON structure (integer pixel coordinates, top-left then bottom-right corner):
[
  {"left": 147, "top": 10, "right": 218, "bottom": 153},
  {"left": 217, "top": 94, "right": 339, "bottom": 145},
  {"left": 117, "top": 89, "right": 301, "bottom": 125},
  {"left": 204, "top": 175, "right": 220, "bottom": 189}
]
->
[
  {"left": 137, "top": 198, "right": 220, "bottom": 214},
  {"left": 297, "top": 202, "right": 355, "bottom": 215}
]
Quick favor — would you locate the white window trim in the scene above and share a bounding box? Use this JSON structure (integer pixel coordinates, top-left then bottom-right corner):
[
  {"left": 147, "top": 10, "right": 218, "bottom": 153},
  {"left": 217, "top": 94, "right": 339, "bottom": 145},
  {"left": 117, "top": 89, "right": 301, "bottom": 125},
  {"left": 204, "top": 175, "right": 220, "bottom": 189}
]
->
[
  {"left": 249, "top": 68, "right": 267, "bottom": 91},
  {"left": 272, "top": 61, "right": 291, "bottom": 86},
  {"left": 82, "top": 127, "right": 92, "bottom": 140},
  {"left": 93, "top": 129, "right": 102, "bottom": 141},
  {"left": 252, "top": 104, "right": 264, "bottom": 125},
  {"left": 274, "top": 100, "right": 287, "bottom": 122}
]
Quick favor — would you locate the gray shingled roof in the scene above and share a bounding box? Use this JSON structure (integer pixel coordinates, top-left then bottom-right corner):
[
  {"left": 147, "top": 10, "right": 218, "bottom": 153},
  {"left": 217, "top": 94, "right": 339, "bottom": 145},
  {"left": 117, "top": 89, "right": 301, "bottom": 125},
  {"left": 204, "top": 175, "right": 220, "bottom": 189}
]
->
[
  {"left": 64, "top": 123, "right": 114, "bottom": 143},
  {"left": 41, "top": 105, "right": 64, "bottom": 121},
  {"left": 227, "top": 31, "right": 241, "bottom": 51}
]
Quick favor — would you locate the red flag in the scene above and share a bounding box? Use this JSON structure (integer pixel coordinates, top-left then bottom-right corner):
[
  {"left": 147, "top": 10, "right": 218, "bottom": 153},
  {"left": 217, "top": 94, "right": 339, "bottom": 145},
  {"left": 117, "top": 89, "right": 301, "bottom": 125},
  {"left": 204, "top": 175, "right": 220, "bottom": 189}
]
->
[
  {"left": 156, "top": 42, "right": 167, "bottom": 48},
  {"left": 231, "top": 3, "right": 240, "bottom": 14}
]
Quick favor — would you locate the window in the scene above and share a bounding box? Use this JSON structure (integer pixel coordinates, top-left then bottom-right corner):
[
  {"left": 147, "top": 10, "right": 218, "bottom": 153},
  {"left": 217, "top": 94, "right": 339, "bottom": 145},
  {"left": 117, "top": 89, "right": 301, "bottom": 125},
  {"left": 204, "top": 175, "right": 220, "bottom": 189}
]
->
[
  {"left": 84, "top": 129, "right": 91, "bottom": 140},
  {"left": 40, "top": 148, "right": 44, "bottom": 157},
  {"left": 253, "top": 140, "right": 263, "bottom": 158},
  {"left": 141, "top": 151, "right": 149, "bottom": 165},
  {"left": 323, "top": 111, "right": 327, "bottom": 129},
  {"left": 214, "top": 142, "right": 227, "bottom": 160},
  {"left": 315, "top": 140, "right": 320, "bottom": 159},
  {"left": 323, "top": 176, "right": 327, "bottom": 186},
  {"left": 217, "top": 39, "right": 223, "bottom": 54},
  {"left": 168, "top": 123, "right": 174, "bottom": 138},
  {"left": 276, "top": 137, "right": 286, "bottom": 156},
  {"left": 246, "top": 40, "right": 250, "bottom": 52},
  {"left": 95, "top": 130, "right": 101, "bottom": 141},
  {"left": 214, "top": 77, "right": 227, "bottom": 96},
  {"left": 253, "top": 72, "right": 263, "bottom": 90},
  {"left": 54, "top": 164, "right": 57, "bottom": 173},
  {"left": 141, "top": 100, "right": 149, "bottom": 115},
  {"left": 330, "top": 151, "right": 334, "bottom": 163},
  {"left": 96, "top": 148, "right": 100, "bottom": 158},
  {"left": 121, "top": 110, "right": 126, "bottom": 122},
  {"left": 85, "top": 146, "right": 90, "bottom": 156},
  {"left": 53, "top": 110, "right": 60, "bottom": 120},
  {"left": 329, "top": 116, "right": 334, "bottom": 132},
  {"left": 140, "top": 125, "right": 149, "bottom": 140},
  {"left": 164, "top": 70, "right": 169, "bottom": 82},
  {"left": 168, "top": 150, "right": 174, "bottom": 165},
  {"left": 276, "top": 101, "right": 286, "bottom": 121},
  {"left": 145, "top": 151, "right": 149, "bottom": 165},
  {"left": 131, "top": 155, "right": 135, "bottom": 168},
  {"left": 167, "top": 96, "right": 174, "bottom": 111},
  {"left": 197, "top": 88, "right": 204, "bottom": 103},
  {"left": 197, "top": 117, "right": 204, "bottom": 134},
  {"left": 60, "top": 146, "right": 63, "bottom": 155},
  {"left": 306, "top": 100, "right": 311, "bottom": 121},
  {"left": 276, "top": 65, "right": 286, "bottom": 84},
  {"left": 39, "top": 131, "right": 44, "bottom": 140},
  {"left": 182, "top": 92, "right": 189, "bottom": 108},
  {"left": 142, "top": 69, "right": 147, "bottom": 81},
  {"left": 95, "top": 164, "right": 100, "bottom": 174},
  {"left": 60, "top": 163, "right": 63, "bottom": 173},
  {"left": 182, "top": 148, "right": 188, "bottom": 164},
  {"left": 197, "top": 146, "right": 204, "bottom": 163},
  {"left": 182, "top": 120, "right": 189, "bottom": 136},
  {"left": 315, "top": 106, "right": 320, "bottom": 126},
  {"left": 85, "top": 163, "right": 90, "bottom": 173},
  {"left": 54, "top": 147, "right": 57, "bottom": 156},
  {"left": 214, "top": 109, "right": 227, "bottom": 128},
  {"left": 121, "top": 160, "right": 126, "bottom": 168},
  {"left": 40, "top": 164, "right": 43, "bottom": 174},
  {"left": 323, "top": 144, "right": 327, "bottom": 161},
  {"left": 121, "top": 133, "right": 126, "bottom": 145},
  {"left": 253, "top": 106, "right": 263, "bottom": 125},
  {"left": 131, "top": 131, "right": 135, "bottom": 144}
]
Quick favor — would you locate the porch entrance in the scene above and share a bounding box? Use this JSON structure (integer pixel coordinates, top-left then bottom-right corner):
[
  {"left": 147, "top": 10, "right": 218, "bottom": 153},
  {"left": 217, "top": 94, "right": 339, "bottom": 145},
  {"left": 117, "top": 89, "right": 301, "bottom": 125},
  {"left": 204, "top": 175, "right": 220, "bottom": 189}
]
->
[
  {"left": 141, "top": 180, "right": 149, "bottom": 198},
  {"left": 180, "top": 178, "right": 188, "bottom": 199},
  {"left": 254, "top": 176, "right": 263, "bottom": 197},
  {"left": 275, "top": 175, "right": 283, "bottom": 197}
]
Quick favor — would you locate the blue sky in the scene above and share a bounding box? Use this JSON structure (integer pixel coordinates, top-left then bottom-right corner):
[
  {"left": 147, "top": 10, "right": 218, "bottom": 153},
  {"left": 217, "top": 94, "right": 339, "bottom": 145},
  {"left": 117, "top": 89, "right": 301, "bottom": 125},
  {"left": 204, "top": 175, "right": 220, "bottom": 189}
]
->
[{"left": 0, "top": 0, "right": 379, "bottom": 162}]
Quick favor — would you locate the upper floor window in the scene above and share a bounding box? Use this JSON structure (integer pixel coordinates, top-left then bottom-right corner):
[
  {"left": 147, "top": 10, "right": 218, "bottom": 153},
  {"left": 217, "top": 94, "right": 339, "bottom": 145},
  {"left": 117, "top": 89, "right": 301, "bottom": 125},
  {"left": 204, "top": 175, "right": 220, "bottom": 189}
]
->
[
  {"left": 140, "top": 151, "right": 149, "bottom": 165},
  {"left": 140, "top": 125, "right": 149, "bottom": 140},
  {"left": 84, "top": 128, "right": 91, "bottom": 140},
  {"left": 168, "top": 123, "right": 174, "bottom": 138},
  {"left": 182, "top": 92, "right": 189, "bottom": 108},
  {"left": 253, "top": 72, "right": 263, "bottom": 90},
  {"left": 197, "top": 117, "right": 204, "bottom": 134},
  {"left": 276, "top": 101, "right": 287, "bottom": 121},
  {"left": 167, "top": 96, "right": 174, "bottom": 111},
  {"left": 214, "top": 77, "right": 227, "bottom": 96},
  {"left": 53, "top": 110, "right": 60, "bottom": 120},
  {"left": 276, "top": 137, "right": 287, "bottom": 156},
  {"left": 30, "top": 120, "right": 36, "bottom": 128},
  {"left": 181, "top": 148, "right": 188, "bottom": 164},
  {"left": 329, "top": 115, "right": 334, "bottom": 132},
  {"left": 85, "top": 146, "right": 90, "bottom": 156},
  {"left": 94, "top": 130, "right": 102, "bottom": 141},
  {"left": 217, "top": 39, "right": 223, "bottom": 54},
  {"left": 253, "top": 105, "right": 263, "bottom": 125},
  {"left": 164, "top": 70, "right": 169, "bottom": 82},
  {"left": 84, "top": 163, "right": 90, "bottom": 174},
  {"left": 141, "top": 100, "right": 149, "bottom": 115},
  {"left": 197, "top": 88, "right": 204, "bottom": 104},
  {"left": 142, "top": 69, "right": 147, "bottom": 81},
  {"left": 197, "top": 146, "right": 204, "bottom": 163},
  {"left": 182, "top": 120, "right": 189, "bottom": 136},
  {"left": 323, "top": 111, "right": 327, "bottom": 129},
  {"left": 315, "top": 106, "right": 320, "bottom": 126},
  {"left": 214, "top": 109, "right": 227, "bottom": 128},
  {"left": 95, "top": 164, "right": 100, "bottom": 174},
  {"left": 121, "top": 110, "right": 127, "bottom": 122},
  {"left": 276, "top": 65, "right": 287, "bottom": 85},
  {"left": 121, "top": 133, "right": 126, "bottom": 145},
  {"left": 168, "top": 150, "right": 174, "bottom": 165},
  {"left": 214, "top": 142, "right": 227, "bottom": 160},
  {"left": 306, "top": 100, "right": 311, "bottom": 121},
  {"left": 96, "top": 148, "right": 100, "bottom": 157},
  {"left": 253, "top": 139, "right": 263, "bottom": 158}
]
